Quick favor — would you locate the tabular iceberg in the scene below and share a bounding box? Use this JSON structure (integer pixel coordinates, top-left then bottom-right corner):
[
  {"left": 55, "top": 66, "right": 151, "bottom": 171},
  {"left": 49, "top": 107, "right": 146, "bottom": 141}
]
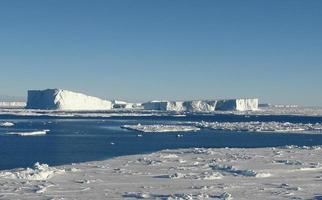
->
[
  {"left": 216, "top": 99, "right": 259, "bottom": 111},
  {"left": 26, "top": 89, "right": 112, "bottom": 110},
  {"left": 142, "top": 101, "right": 184, "bottom": 112},
  {"left": 142, "top": 99, "right": 258, "bottom": 112}
]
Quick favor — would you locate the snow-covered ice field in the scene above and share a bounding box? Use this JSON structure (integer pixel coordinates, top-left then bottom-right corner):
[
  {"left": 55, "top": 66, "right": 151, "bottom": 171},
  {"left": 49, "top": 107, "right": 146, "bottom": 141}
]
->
[{"left": 1, "top": 146, "right": 322, "bottom": 199}]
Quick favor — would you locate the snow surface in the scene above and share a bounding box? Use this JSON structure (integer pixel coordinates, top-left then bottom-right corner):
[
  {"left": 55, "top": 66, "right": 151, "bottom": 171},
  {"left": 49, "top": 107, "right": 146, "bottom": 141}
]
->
[
  {"left": 122, "top": 124, "right": 200, "bottom": 132},
  {"left": 6, "top": 129, "right": 50, "bottom": 136},
  {"left": 26, "top": 89, "right": 112, "bottom": 110},
  {"left": 1, "top": 146, "right": 322, "bottom": 199}
]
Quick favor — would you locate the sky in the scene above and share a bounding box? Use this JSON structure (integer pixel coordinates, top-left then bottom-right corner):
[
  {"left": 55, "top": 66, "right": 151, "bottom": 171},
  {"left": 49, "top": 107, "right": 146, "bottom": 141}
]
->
[{"left": 0, "top": 0, "right": 321, "bottom": 105}]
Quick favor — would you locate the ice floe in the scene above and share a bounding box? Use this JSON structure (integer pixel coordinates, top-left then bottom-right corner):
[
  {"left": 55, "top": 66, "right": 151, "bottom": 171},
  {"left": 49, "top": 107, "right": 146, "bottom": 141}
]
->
[
  {"left": 0, "top": 121, "right": 14, "bottom": 127},
  {"left": 121, "top": 124, "right": 200, "bottom": 133},
  {"left": 1, "top": 146, "right": 322, "bottom": 199},
  {"left": 195, "top": 121, "right": 322, "bottom": 133},
  {"left": 6, "top": 129, "right": 50, "bottom": 136}
]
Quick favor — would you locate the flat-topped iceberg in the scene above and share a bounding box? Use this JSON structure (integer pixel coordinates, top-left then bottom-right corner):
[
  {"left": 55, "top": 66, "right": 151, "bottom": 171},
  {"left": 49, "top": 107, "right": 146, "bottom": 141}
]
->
[
  {"left": 142, "top": 98, "right": 258, "bottom": 112},
  {"left": 26, "top": 89, "right": 112, "bottom": 110}
]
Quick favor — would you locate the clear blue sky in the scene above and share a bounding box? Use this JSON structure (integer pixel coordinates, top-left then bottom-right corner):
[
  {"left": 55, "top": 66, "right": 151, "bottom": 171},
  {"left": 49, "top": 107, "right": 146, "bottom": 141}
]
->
[{"left": 0, "top": 0, "right": 321, "bottom": 105}]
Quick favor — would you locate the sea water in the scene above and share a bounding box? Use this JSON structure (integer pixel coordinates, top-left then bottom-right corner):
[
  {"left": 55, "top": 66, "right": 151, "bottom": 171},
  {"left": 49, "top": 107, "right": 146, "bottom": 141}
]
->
[{"left": 1, "top": 114, "right": 322, "bottom": 170}]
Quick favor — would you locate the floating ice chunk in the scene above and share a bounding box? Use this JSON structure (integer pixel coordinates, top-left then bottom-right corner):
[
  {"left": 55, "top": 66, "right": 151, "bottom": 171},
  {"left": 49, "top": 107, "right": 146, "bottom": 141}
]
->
[
  {"left": 6, "top": 129, "right": 50, "bottom": 136},
  {"left": 0, "top": 162, "right": 64, "bottom": 181},
  {"left": 0, "top": 122, "right": 14, "bottom": 127},
  {"left": 121, "top": 124, "right": 200, "bottom": 133}
]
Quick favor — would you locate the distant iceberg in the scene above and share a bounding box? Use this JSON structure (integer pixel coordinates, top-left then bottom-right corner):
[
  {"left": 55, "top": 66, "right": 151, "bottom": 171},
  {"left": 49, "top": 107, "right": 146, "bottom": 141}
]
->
[
  {"left": 26, "top": 89, "right": 112, "bottom": 110},
  {"left": 142, "top": 99, "right": 259, "bottom": 112},
  {"left": 0, "top": 102, "right": 26, "bottom": 108}
]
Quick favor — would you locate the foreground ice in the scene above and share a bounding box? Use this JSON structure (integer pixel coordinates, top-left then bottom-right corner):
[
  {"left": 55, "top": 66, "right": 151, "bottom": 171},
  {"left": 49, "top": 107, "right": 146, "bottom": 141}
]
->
[
  {"left": 121, "top": 124, "right": 200, "bottom": 132},
  {"left": 6, "top": 130, "right": 50, "bottom": 136},
  {"left": 1, "top": 146, "right": 322, "bottom": 199},
  {"left": 0, "top": 162, "right": 64, "bottom": 181},
  {"left": 195, "top": 121, "right": 322, "bottom": 133}
]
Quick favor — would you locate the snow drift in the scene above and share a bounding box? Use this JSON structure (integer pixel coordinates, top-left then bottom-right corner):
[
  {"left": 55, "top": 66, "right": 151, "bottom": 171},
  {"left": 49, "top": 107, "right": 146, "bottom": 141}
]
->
[{"left": 26, "top": 89, "right": 112, "bottom": 110}]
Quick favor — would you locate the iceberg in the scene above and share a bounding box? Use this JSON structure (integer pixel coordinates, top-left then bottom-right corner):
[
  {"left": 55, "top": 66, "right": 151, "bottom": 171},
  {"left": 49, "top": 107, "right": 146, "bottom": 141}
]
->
[
  {"left": 112, "top": 100, "right": 134, "bottom": 109},
  {"left": 183, "top": 100, "right": 217, "bottom": 112},
  {"left": 142, "top": 101, "right": 184, "bottom": 112},
  {"left": 142, "top": 99, "right": 258, "bottom": 112},
  {"left": 216, "top": 99, "right": 259, "bottom": 111},
  {"left": 26, "top": 89, "right": 112, "bottom": 110},
  {"left": 0, "top": 101, "right": 26, "bottom": 108}
]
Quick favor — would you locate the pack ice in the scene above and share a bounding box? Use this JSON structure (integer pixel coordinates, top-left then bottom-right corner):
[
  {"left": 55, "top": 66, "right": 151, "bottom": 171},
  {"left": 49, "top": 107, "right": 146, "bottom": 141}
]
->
[
  {"left": 142, "top": 99, "right": 258, "bottom": 112},
  {"left": 26, "top": 89, "right": 112, "bottom": 110}
]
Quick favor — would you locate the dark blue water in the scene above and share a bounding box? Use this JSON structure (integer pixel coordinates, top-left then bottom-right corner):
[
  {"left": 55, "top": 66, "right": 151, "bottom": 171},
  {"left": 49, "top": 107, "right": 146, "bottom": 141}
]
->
[{"left": 1, "top": 114, "right": 322, "bottom": 170}]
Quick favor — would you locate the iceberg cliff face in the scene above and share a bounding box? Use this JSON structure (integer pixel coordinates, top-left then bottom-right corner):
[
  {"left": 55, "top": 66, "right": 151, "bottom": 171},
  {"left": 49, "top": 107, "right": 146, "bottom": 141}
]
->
[
  {"left": 26, "top": 89, "right": 112, "bottom": 110},
  {"left": 142, "top": 99, "right": 258, "bottom": 112},
  {"left": 216, "top": 99, "right": 258, "bottom": 111},
  {"left": 142, "top": 101, "right": 184, "bottom": 112}
]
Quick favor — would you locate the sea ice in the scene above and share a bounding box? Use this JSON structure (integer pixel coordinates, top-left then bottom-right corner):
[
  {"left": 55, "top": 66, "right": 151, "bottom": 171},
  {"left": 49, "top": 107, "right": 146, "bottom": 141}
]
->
[
  {"left": 121, "top": 124, "right": 200, "bottom": 132},
  {"left": 6, "top": 129, "right": 50, "bottom": 136},
  {"left": 0, "top": 121, "right": 14, "bottom": 127},
  {"left": 195, "top": 121, "right": 322, "bottom": 133}
]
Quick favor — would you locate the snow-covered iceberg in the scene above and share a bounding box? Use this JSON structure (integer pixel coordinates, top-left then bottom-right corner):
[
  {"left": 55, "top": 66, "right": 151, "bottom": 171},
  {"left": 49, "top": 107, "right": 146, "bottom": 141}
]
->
[
  {"left": 26, "top": 89, "right": 112, "bottom": 110},
  {"left": 142, "top": 99, "right": 258, "bottom": 112}
]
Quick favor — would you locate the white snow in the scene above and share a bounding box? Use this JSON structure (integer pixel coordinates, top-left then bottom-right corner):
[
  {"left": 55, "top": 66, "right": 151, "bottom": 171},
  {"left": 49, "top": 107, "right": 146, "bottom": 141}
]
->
[
  {"left": 1, "top": 146, "right": 322, "bottom": 199},
  {"left": 121, "top": 124, "right": 201, "bottom": 132},
  {"left": 6, "top": 129, "right": 50, "bottom": 136},
  {"left": 0, "top": 121, "right": 15, "bottom": 127},
  {"left": 26, "top": 89, "right": 112, "bottom": 110},
  {"left": 195, "top": 121, "right": 322, "bottom": 133}
]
